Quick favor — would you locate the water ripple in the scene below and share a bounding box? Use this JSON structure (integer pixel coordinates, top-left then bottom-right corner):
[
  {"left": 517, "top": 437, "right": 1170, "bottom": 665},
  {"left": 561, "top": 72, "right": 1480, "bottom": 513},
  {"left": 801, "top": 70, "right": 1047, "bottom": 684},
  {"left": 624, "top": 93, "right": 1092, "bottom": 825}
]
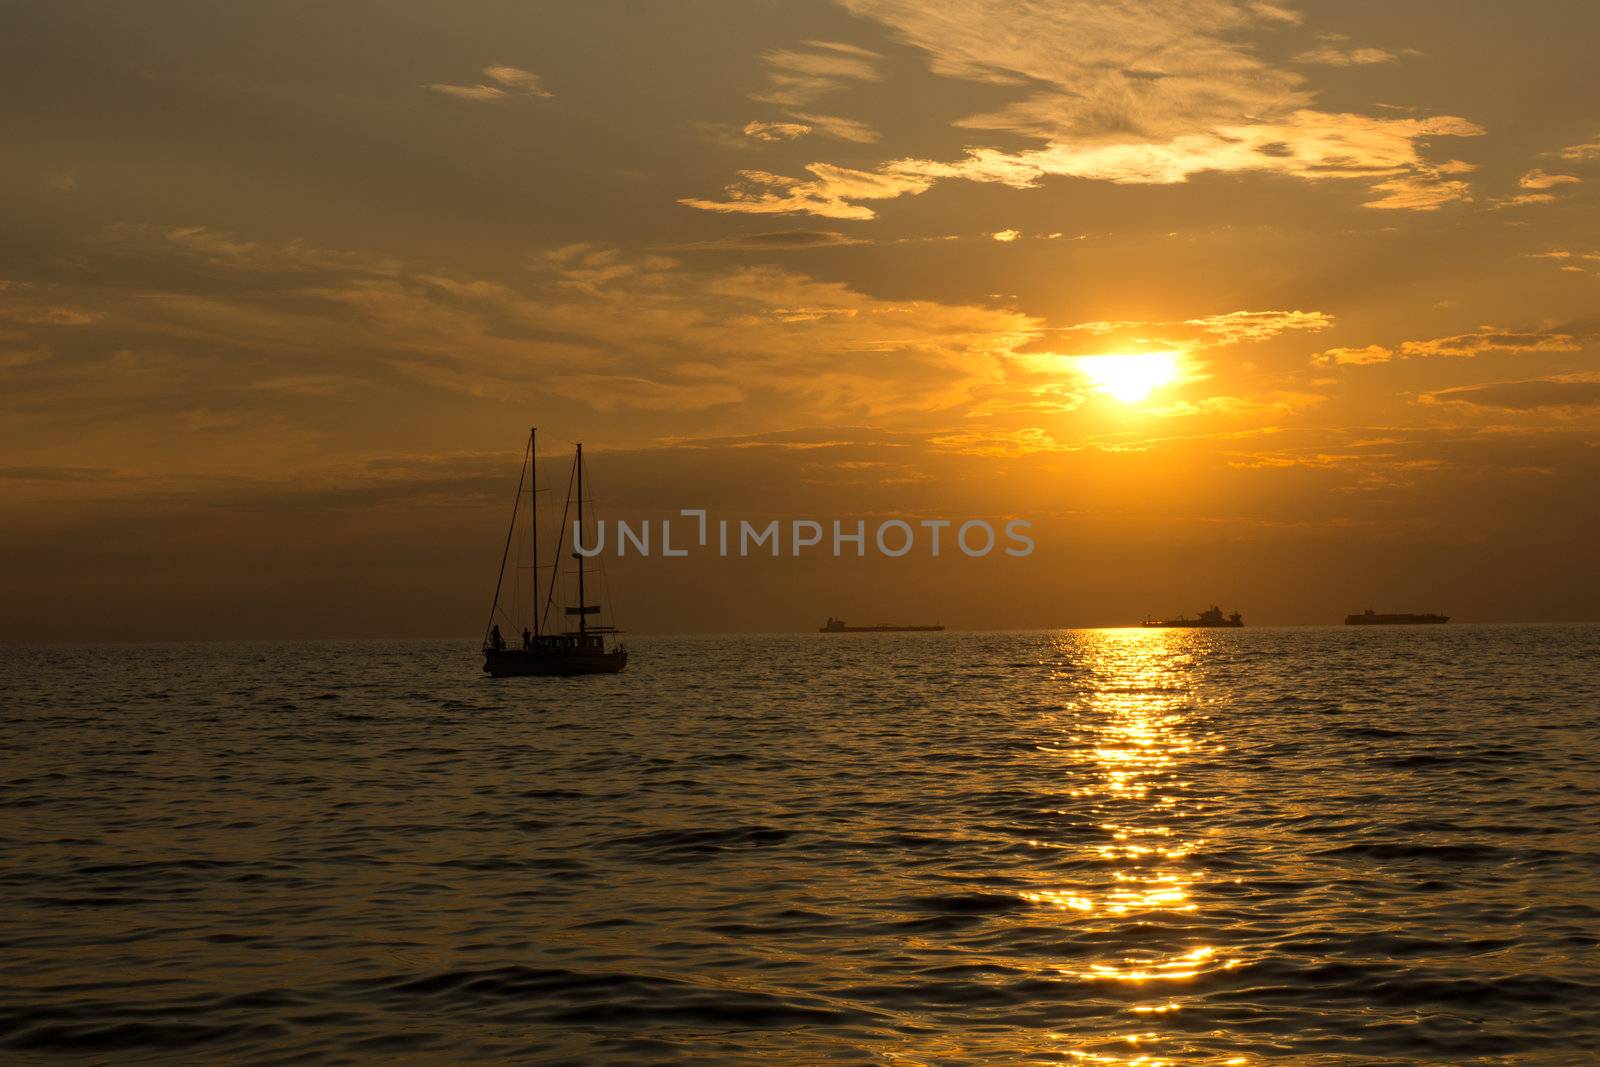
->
[{"left": 3, "top": 625, "right": 1599, "bottom": 1063}]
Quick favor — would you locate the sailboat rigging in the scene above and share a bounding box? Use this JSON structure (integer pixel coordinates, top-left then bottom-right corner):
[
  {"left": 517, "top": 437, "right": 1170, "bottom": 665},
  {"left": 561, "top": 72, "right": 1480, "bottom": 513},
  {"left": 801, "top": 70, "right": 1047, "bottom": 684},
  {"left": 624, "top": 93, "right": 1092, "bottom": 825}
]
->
[{"left": 481, "top": 429, "right": 629, "bottom": 676}]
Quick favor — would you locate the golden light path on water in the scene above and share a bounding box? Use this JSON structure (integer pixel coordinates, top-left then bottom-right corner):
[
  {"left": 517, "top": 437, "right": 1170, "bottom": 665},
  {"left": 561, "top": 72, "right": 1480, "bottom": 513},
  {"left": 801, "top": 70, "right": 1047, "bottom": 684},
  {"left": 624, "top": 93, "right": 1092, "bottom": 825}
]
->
[
  {"left": 10, "top": 630, "right": 1599, "bottom": 1062},
  {"left": 1029, "top": 627, "right": 1247, "bottom": 1065}
]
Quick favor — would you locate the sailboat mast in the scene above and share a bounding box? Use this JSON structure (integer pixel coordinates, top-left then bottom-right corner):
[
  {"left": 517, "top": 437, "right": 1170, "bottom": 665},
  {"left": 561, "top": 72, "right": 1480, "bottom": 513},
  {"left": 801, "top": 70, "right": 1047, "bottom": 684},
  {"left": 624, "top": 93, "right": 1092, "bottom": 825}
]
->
[
  {"left": 575, "top": 442, "right": 586, "bottom": 636},
  {"left": 482, "top": 436, "right": 530, "bottom": 648},
  {"left": 529, "top": 427, "right": 539, "bottom": 637}
]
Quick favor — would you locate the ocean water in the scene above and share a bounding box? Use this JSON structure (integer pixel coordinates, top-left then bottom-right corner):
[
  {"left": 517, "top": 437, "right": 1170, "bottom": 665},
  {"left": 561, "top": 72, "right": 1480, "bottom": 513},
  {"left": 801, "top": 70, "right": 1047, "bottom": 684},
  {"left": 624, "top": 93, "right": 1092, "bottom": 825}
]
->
[{"left": 2, "top": 625, "right": 1598, "bottom": 1065}]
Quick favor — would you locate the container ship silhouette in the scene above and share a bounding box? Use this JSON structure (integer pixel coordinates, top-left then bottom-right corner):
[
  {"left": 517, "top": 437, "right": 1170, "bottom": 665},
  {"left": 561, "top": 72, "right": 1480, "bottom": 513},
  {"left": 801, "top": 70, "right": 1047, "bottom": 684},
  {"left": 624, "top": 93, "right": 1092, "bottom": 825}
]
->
[
  {"left": 1345, "top": 609, "right": 1449, "bottom": 625},
  {"left": 820, "top": 617, "right": 945, "bottom": 633}
]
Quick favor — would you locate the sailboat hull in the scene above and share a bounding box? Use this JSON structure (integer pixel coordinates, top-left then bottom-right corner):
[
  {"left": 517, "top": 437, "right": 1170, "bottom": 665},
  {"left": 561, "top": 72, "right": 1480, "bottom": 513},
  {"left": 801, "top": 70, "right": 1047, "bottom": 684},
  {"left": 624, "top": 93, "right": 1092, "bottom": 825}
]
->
[{"left": 483, "top": 648, "right": 628, "bottom": 677}]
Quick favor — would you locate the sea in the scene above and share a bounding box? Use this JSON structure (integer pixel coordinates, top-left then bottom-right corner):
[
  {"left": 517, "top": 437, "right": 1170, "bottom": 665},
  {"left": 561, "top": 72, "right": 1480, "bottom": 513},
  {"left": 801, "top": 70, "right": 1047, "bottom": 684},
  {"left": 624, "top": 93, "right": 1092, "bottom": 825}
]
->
[{"left": 2, "top": 625, "right": 1598, "bottom": 1065}]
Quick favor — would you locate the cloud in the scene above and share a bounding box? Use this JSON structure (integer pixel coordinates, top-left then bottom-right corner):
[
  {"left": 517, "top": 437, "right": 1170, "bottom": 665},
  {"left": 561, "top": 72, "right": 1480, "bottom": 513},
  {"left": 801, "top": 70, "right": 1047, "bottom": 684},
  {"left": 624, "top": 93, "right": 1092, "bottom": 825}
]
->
[
  {"left": 426, "top": 65, "right": 553, "bottom": 101},
  {"left": 1492, "top": 169, "right": 1583, "bottom": 209},
  {"left": 785, "top": 111, "right": 879, "bottom": 143},
  {"left": 0, "top": 346, "right": 52, "bottom": 369},
  {"left": 753, "top": 40, "right": 881, "bottom": 108},
  {"left": 1519, "top": 169, "right": 1581, "bottom": 190},
  {"left": 0, "top": 305, "right": 100, "bottom": 326},
  {"left": 672, "top": 229, "right": 870, "bottom": 251},
  {"left": 838, "top": 0, "right": 1305, "bottom": 140},
  {"left": 1002, "top": 308, "right": 1330, "bottom": 414},
  {"left": 1311, "top": 327, "right": 1583, "bottom": 368},
  {"left": 1312, "top": 344, "right": 1393, "bottom": 366},
  {"left": 928, "top": 426, "right": 1073, "bottom": 457},
  {"left": 1528, "top": 249, "right": 1600, "bottom": 275},
  {"left": 744, "top": 120, "right": 812, "bottom": 142},
  {"left": 0, "top": 466, "right": 116, "bottom": 482},
  {"left": 895, "top": 110, "right": 1483, "bottom": 197},
  {"left": 1424, "top": 375, "right": 1600, "bottom": 410},
  {"left": 1364, "top": 174, "right": 1473, "bottom": 211},
  {"left": 990, "top": 229, "right": 1020, "bottom": 242},
  {"left": 549, "top": 374, "right": 746, "bottom": 413},
  {"left": 745, "top": 43, "right": 882, "bottom": 144},
  {"left": 1557, "top": 136, "right": 1600, "bottom": 162},
  {"left": 0, "top": 280, "right": 102, "bottom": 376},
  {"left": 1496, "top": 192, "right": 1557, "bottom": 207},
  {"left": 15, "top": 228, "right": 1352, "bottom": 461},
  {"left": 689, "top": 2, "right": 1483, "bottom": 218},
  {"left": 483, "top": 66, "right": 551, "bottom": 94},
  {"left": 690, "top": 111, "right": 1484, "bottom": 218},
  {"left": 8, "top": 228, "right": 1052, "bottom": 433},
  {"left": 1399, "top": 327, "right": 1581, "bottom": 358},
  {"left": 679, "top": 164, "right": 931, "bottom": 220},
  {"left": 1185, "top": 309, "right": 1332, "bottom": 344},
  {"left": 1035, "top": 310, "right": 1332, "bottom": 370},
  {"left": 1294, "top": 46, "right": 1403, "bottom": 67},
  {"left": 149, "top": 225, "right": 403, "bottom": 277}
]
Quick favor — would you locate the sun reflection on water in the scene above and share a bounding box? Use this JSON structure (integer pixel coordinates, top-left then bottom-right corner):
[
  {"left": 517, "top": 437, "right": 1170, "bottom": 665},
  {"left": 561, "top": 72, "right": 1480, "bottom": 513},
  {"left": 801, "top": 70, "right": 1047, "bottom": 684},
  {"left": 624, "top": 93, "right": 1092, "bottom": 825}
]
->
[{"left": 1036, "top": 626, "right": 1246, "bottom": 1063}]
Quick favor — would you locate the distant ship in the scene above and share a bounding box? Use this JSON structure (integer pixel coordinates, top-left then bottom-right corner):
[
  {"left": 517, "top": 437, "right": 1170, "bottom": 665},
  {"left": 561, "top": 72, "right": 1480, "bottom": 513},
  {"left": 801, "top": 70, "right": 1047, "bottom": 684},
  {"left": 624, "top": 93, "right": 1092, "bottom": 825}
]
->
[
  {"left": 820, "top": 617, "right": 945, "bottom": 633},
  {"left": 1141, "top": 605, "right": 1243, "bottom": 628},
  {"left": 1345, "top": 609, "right": 1449, "bottom": 625},
  {"left": 481, "top": 430, "right": 628, "bottom": 677}
]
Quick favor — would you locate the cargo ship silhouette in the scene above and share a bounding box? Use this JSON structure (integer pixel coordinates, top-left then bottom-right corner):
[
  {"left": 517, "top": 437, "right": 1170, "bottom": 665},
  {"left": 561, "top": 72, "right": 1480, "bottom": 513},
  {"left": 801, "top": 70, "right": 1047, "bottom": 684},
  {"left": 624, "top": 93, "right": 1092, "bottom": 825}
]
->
[
  {"left": 1140, "top": 605, "right": 1244, "bottom": 628},
  {"left": 820, "top": 617, "right": 945, "bottom": 633},
  {"left": 1345, "top": 609, "right": 1449, "bottom": 625}
]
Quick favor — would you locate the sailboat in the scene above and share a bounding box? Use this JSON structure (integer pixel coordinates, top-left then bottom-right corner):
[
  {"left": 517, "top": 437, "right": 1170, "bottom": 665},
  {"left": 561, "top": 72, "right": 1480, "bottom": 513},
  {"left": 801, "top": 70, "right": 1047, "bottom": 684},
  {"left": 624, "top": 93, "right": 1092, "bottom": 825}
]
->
[{"left": 481, "top": 429, "right": 629, "bottom": 676}]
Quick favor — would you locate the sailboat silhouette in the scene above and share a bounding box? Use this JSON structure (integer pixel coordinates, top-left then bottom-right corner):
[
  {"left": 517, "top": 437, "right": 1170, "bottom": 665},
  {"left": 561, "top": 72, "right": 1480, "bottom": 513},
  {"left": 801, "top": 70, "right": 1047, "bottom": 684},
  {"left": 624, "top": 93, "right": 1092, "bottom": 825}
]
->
[{"left": 481, "top": 429, "right": 628, "bottom": 676}]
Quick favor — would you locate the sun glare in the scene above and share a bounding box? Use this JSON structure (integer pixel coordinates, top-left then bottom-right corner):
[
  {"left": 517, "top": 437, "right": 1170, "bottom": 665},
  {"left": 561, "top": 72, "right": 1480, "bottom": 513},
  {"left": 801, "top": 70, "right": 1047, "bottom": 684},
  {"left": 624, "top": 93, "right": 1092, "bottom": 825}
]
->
[{"left": 1076, "top": 352, "right": 1183, "bottom": 404}]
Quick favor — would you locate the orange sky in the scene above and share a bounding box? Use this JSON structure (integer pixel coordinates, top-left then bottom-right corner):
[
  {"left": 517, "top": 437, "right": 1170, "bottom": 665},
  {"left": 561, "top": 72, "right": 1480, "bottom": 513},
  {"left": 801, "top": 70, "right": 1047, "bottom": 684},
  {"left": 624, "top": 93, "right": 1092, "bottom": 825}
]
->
[{"left": 2, "top": 1, "right": 1598, "bottom": 639}]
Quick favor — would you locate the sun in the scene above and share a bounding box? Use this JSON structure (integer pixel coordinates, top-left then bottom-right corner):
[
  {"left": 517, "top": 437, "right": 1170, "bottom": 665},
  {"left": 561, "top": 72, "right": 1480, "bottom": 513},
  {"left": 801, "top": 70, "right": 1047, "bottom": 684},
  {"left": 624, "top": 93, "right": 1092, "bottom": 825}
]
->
[{"left": 1075, "top": 352, "right": 1183, "bottom": 404}]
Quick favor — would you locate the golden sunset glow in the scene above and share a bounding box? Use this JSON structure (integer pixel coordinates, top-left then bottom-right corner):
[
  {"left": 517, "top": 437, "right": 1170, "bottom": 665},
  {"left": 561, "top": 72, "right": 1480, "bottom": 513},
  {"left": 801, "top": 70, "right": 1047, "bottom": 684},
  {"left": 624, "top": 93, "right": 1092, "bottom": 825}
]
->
[
  {"left": 0, "top": 0, "right": 1596, "bottom": 641},
  {"left": 1075, "top": 353, "right": 1185, "bottom": 404},
  {"left": 3, "top": 8, "right": 1596, "bottom": 1067}
]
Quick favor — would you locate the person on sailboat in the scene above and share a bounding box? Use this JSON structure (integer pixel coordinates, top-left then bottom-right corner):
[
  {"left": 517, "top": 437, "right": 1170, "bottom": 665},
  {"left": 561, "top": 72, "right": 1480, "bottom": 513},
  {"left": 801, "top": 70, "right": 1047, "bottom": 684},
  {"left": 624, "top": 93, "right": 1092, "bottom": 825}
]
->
[
  {"left": 522, "top": 628, "right": 532, "bottom": 649},
  {"left": 489, "top": 624, "right": 505, "bottom": 651}
]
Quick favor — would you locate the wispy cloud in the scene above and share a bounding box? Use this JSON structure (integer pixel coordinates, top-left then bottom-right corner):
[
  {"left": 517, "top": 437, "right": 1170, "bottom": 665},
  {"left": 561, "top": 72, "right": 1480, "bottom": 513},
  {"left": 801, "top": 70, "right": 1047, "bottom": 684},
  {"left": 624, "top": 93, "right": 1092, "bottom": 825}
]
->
[
  {"left": 996, "top": 307, "right": 1331, "bottom": 418},
  {"left": 744, "top": 120, "right": 812, "bottom": 142},
  {"left": 672, "top": 229, "right": 870, "bottom": 251},
  {"left": 7, "top": 228, "right": 1055, "bottom": 429},
  {"left": 0, "top": 465, "right": 117, "bottom": 482},
  {"left": 746, "top": 41, "right": 881, "bottom": 144},
  {"left": 1050, "top": 310, "right": 1329, "bottom": 344},
  {"left": 680, "top": 164, "right": 930, "bottom": 220},
  {"left": 838, "top": 0, "right": 1303, "bottom": 140},
  {"left": 1527, "top": 249, "right": 1600, "bottom": 276},
  {"left": 689, "top": 2, "right": 1482, "bottom": 218},
  {"left": 1364, "top": 171, "right": 1475, "bottom": 211},
  {"left": 1557, "top": 136, "right": 1600, "bottom": 162},
  {"left": 1185, "top": 310, "right": 1332, "bottom": 344},
  {"left": 690, "top": 110, "right": 1483, "bottom": 218},
  {"left": 1312, "top": 344, "right": 1393, "bottom": 367},
  {"left": 1294, "top": 46, "right": 1402, "bottom": 66},
  {"left": 753, "top": 40, "right": 880, "bottom": 107},
  {"left": 1399, "top": 327, "right": 1581, "bottom": 358},
  {"left": 1293, "top": 33, "right": 1415, "bottom": 67},
  {"left": 1424, "top": 374, "right": 1600, "bottom": 410},
  {"left": 1496, "top": 193, "right": 1557, "bottom": 207},
  {"left": 1492, "top": 168, "right": 1584, "bottom": 208},
  {"left": 4, "top": 226, "right": 1366, "bottom": 457},
  {"left": 426, "top": 65, "right": 553, "bottom": 102},
  {"left": 1313, "top": 327, "right": 1583, "bottom": 367},
  {"left": 785, "top": 111, "right": 879, "bottom": 143},
  {"left": 1519, "top": 168, "right": 1581, "bottom": 190}
]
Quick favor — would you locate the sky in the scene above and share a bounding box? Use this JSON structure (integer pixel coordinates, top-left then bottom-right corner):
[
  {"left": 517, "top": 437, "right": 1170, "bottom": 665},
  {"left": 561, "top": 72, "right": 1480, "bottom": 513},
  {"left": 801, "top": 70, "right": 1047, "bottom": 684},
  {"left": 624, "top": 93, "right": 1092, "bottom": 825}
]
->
[{"left": 2, "top": 0, "right": 1598, "bottom": 640}]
